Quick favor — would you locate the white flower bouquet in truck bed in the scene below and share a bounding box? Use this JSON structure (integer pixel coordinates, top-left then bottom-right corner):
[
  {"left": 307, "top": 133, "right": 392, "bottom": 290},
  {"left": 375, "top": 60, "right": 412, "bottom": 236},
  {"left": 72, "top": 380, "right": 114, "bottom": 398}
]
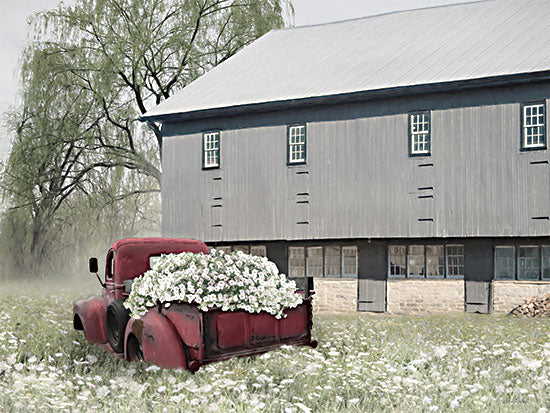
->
[{"left": 124, "top": 249, "right": 303, "bottom": 319}]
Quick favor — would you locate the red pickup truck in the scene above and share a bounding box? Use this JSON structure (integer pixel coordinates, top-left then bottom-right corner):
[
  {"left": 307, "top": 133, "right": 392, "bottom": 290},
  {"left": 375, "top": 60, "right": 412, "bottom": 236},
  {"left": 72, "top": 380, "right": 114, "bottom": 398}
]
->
[{"left": 73, "top": 238, "right": 317, "bottom": 371}]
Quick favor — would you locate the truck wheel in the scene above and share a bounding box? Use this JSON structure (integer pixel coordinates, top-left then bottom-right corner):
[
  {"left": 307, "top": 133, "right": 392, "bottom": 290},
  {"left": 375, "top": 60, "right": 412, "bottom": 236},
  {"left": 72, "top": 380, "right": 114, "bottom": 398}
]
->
[{"left": 105, "top": 299, "right": 130, "bottom": 353}]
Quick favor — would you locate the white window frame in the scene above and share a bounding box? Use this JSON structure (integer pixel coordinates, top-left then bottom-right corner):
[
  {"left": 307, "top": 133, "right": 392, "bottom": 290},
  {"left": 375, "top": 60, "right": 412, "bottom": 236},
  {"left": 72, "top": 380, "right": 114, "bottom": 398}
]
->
[
  {"left": 288, "top": 125, "right": 306, "bottom": 164},
  {"left": 203, "top": 131, "right": 220, "bottom": 168},
  {"left": 342, "top": 246, "right": 358, "bottom": 278},
  {"left": 522, "top": 103, "right": 546, "bottom": 149},
  {"left": 410, "top": 112, "right": 431, "bottom": 155}
]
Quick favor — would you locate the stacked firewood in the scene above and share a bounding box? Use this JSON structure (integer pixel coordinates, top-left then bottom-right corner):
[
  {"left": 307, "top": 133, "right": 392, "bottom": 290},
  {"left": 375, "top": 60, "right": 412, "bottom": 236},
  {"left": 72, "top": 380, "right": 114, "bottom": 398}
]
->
[{"left": 510, "top": 294, "right": 550, "bottom": 317}]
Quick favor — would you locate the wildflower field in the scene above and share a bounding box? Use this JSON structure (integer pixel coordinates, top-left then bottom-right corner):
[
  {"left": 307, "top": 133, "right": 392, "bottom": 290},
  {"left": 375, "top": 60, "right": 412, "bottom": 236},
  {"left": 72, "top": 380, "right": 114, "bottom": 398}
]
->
[{"left": 1, "top": 280, "right": 550, "bottom": 412}]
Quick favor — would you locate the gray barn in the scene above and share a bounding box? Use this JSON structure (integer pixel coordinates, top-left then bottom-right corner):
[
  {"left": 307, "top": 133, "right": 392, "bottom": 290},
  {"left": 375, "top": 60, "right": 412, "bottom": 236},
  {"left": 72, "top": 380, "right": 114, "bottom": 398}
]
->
[{"left": 142, "top": 0, "right": 550, "bottom": 314}]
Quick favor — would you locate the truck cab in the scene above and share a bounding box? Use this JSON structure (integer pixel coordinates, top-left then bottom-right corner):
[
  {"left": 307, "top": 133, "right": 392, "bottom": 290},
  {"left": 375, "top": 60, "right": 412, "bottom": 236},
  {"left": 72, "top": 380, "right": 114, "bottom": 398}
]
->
[{"left": 73, "top": 238, "right": 208, "bottom": 351}]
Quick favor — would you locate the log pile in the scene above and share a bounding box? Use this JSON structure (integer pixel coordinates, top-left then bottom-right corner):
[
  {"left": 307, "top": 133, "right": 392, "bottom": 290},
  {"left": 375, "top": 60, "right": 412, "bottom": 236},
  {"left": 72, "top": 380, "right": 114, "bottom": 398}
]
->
[{"left": 510, "top": 293, "right": 550, "bottom": 317}]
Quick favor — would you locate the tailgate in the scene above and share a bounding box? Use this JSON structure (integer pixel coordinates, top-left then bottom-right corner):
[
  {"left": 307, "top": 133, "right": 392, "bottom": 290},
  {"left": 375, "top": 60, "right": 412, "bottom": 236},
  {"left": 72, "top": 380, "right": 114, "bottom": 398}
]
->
[{"left": 204, "top": 302, "right": 310, "bottom": 357}]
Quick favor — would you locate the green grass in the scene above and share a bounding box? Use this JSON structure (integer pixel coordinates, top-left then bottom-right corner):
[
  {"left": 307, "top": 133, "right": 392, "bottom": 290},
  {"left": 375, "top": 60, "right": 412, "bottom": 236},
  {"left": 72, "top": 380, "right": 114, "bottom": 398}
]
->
[{"left": 1, "top": 279, "right": 549, "bottom": 412}]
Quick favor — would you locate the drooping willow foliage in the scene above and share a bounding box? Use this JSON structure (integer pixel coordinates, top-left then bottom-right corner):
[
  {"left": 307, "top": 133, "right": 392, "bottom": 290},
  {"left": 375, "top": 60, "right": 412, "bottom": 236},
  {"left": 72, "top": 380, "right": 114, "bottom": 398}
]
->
[{"left": 0, "top": 0, "right": 293, "bottom": 278}]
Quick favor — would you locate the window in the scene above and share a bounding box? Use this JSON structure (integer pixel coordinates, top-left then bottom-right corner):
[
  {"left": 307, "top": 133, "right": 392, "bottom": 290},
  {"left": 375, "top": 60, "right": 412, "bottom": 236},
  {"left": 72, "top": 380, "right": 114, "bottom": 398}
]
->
[
  {"left": 288, "top": 125, "right": 306, "bottom": 164},
  {"left": 306, "top": 247, "right": 323, "bottom": 277},
  {"left": 494, "top": 245, "right": 550, "bottom": 281},
  {"left": 106, "top": 251, "right": 115, "bottom": 279},
  {"left": 342, "top": 246, "right": 358, "bottom": 278},
  {"left": 543, "top": 247, "right": 550, "bottom": 280},
  {"left": 518, "top": 246, "right": 540, "bottom": 280},
  {"left": 410, "top": 112, "right": 431, "bottom": 155},
  {"left": 522, "top": 103, "right": 546, "bottom": 150},
  {"left": 232, "top": 245, "right": 250, "bottom": 254},
  {"left": 446, "top": 245, "right": 464, "bottom": 278},
  {"left": 494, "top": 247, "right": 515, "bottom": 280},
  {"left": 289, "top": 247, "right": 305, "bottom": 277},
  {"left": 203, "top": 131, "right": 220, "bottom": 168},
  {"left": 388, "top": 244, "right": 464, "bottom": 279},
  {"left": 325, "top": 246, "right": 341, "bottom": 277},
  {"left": 288, "top": 245, "right": 357, "bottom": 278},
  {"left": 408, "top": 245, "right": 425, "bottom": 277},
  {"left": 214, "top": 245, "right": 266, "bottom": 256},
  {"left": 389, "top": 246, "right": 407, "bottom": 277},
  {"left": 250, "top": 246, "right": 267, "bottom": 257},
  {"left": 426, "top": 245, "right": 445, "bottom": 278}
]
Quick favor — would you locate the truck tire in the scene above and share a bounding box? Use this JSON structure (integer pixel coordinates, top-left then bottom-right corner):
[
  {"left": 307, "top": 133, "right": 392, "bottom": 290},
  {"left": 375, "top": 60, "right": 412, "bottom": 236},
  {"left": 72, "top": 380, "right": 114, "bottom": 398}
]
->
[{"left": 105, "top": 299, "right": 130, "bottom": 353}]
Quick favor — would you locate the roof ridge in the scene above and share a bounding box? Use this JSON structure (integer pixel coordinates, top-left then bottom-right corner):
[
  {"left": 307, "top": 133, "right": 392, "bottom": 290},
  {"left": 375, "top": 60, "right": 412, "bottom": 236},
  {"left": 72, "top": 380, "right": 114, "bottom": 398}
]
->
[{"left": 274, "top": 0, "right": 495, "bottom": 31}]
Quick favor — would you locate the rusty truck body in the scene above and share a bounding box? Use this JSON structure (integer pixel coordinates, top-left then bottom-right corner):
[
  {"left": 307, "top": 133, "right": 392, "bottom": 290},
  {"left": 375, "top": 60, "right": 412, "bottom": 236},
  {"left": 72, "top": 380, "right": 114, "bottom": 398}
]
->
[{"left": 73, "top": 238, "right": 317, "bottom": 371}]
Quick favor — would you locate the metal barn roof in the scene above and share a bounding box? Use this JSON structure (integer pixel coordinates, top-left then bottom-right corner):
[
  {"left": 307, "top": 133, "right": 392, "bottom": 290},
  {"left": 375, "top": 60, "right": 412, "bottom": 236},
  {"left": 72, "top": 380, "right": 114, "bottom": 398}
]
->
[{"left": 143, "top": 0, "right": 550, "bottom": 121}]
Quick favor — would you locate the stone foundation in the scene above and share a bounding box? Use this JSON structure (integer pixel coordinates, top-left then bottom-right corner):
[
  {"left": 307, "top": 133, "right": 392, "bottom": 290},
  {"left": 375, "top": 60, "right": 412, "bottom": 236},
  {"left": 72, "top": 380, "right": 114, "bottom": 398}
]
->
[
  {"left": 387, "top": 279, "right": 464, "bottom": 314},
  {"left": 312, "top": 279, "right": 357, "bottom": 313},
  {"left": 311, "top": 278, "right": 550, "bottom": 315},
  {"left": 492, "top": 281, "right": 550, "bottom": 314}
]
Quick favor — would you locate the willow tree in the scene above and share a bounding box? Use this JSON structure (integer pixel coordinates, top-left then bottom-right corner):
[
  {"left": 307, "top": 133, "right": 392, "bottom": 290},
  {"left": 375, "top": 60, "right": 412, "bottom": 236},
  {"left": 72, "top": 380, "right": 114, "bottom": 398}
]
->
[{"left": 1, "top": 0, "right": 293, "bottom": 277}]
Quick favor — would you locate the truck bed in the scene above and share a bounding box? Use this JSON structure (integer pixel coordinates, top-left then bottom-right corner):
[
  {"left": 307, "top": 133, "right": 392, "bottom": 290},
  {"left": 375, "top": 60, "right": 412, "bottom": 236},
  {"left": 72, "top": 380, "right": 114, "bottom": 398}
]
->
[{"left": 160, "top": 295, "right": 314, "bottom": 366}]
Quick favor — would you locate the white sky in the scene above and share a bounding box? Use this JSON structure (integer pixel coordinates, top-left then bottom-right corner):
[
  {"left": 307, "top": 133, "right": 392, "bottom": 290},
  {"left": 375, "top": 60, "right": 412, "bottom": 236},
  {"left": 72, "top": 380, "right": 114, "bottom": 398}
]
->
[{"left": 0, "top": 0, "right": 481, "bottom": 160}]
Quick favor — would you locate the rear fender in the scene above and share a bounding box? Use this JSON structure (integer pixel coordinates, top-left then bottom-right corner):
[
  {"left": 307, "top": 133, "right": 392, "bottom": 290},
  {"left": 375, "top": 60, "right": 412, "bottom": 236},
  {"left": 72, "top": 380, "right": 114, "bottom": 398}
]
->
[
  {"left": 125, "top": 309, "right": 187, "bottom": 370},
  {"left": 161, "top": 303, "right": 203, "bottom": 364},
  {"left": 73, "top": 296, "right": 108, "bottom": 344}
]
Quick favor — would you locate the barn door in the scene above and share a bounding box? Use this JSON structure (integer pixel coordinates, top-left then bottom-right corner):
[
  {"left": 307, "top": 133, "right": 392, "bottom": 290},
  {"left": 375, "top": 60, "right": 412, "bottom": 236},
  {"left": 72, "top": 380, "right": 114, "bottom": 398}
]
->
[
  {"left": 465, "top": 281, "right": 491, "bottom": 313},
  {"left": 357, "top": 279, "right": 386, "bottom": 312}
]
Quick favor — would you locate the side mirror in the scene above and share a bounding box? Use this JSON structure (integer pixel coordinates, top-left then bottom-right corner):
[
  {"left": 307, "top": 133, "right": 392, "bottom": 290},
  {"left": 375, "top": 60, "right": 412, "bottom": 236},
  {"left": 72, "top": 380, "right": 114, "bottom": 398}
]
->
[{"left": 89, "top": 257, "right": 98, "bottom": 273}]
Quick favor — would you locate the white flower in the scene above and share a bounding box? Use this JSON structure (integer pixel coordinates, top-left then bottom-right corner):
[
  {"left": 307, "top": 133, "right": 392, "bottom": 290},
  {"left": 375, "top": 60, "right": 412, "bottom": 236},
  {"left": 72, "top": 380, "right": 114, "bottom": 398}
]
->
[
  {"left": 522, "top": 359, "right": 542, "bottom": 371},
  {"left": 294, "top": 403, "right": 312, "bottom": 413},
  {"left": 450, "top": 396, "right": 462, "bottom": 408},
  {"left": 434, "top": 346, "right": 448, "bottom": 358},
  {"left": 86, "top": 355, "right": 98, "bottom": 364}
]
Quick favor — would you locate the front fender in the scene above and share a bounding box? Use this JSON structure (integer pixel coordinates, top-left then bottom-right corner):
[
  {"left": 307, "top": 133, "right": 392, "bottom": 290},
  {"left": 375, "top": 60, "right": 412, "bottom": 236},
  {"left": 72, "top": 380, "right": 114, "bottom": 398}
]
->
[
  {"left": 125, "top": 309, "right": 187, "bottom": 370},
  {"left": 73, "top": 296, "right": 108, "bottom": 344}
]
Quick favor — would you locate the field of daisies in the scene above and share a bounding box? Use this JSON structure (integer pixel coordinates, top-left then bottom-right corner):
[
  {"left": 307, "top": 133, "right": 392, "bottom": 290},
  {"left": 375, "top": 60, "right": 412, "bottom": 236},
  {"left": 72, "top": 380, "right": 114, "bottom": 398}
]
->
[{"left": 1, "top": 280, "right": 550, "bottom": 412}]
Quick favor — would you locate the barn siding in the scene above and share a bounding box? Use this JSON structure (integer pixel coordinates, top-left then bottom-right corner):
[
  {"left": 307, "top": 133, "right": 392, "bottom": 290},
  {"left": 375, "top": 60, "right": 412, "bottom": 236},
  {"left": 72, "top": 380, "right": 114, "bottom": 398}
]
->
[{"left": 162, "top": 82, "right": 550, "bottom": 242}]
